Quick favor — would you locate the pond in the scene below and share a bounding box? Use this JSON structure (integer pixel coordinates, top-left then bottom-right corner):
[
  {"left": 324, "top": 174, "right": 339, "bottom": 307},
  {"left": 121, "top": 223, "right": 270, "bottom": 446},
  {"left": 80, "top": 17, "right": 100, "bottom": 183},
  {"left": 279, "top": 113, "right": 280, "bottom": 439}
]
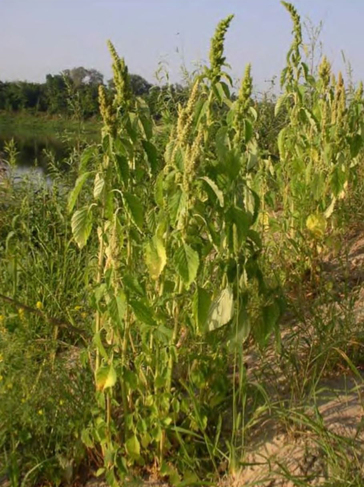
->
[{"left": 0, "top": 131, "right": 98, "bottom": 178}]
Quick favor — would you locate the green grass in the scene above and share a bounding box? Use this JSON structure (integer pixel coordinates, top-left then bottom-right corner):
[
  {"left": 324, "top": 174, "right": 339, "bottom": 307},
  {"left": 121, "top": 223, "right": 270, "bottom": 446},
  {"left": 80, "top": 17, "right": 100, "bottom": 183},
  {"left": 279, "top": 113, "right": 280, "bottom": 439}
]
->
[{"left": 0, "top": 111, "right": 101, "bottom": 138}]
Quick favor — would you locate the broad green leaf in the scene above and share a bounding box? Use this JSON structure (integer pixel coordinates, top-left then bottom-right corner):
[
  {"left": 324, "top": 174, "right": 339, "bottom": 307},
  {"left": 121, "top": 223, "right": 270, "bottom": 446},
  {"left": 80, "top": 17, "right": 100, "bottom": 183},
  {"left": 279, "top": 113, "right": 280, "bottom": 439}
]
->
[
  {"left": 174, "top": 243, "right": 199, "bottom": 288},
  {"left": 81, "top": 429, "right": 94, "bottom": 448},
  {"left": 331, "top": 163, "right": 347, "bottom": 198},
  {"left": 108, "top": 291, "right": 127, "bottom": 327},
  {"left": 126, "top": 435, "right": 141, "bottom": 459},
  {"left": 122, "top": 274, "right": 145, "bottom": 296},
  {"left": 311, "top": 173, "right": 325, "bottom": 201},
  {"left": 200, "top": 176, "right": 224, "bottom": 207},
  {"left": 169, "top": 188, "right": 186, "bottom": 225},
  {"left": 96, "top": 364, "right": 117, "bottom": 391},
  {"left": 255, "top": 301, "right": 280, "bottom": 349},
  {"left": 277, "top": 127, "right": 288, "bottom": 159},
  {"left": 349, "top": 133, "right": 363, "bottom": 158},
  {"left": 68, "top": 172, "right": 92, "bottom": 212},
  {"left": 93, "top": 172, "right": 105, "bottom": 200},
  {"left": 79, "top": 146, "right": 97, "bottom": 172},
  {"left": 155, "top": 172, "right": 165, "bottom": 208},
  {"left": 145, "top": 235, "right": 167, "bottom": 280},
  {"left": 114, "top": 154, "right": 130, "bottom": 186},
  {"left": 274, "top": 93, "right": 288, "bottom": 117},
  {"left": 206, "top": 287, "right": 234, "bottom": 332},
  {"left": 123, "top": 192, "right": 144, "bottom": 231},
  {"left": 71, "top": 206, "right": 93, "bottom": 249},
  {"left": 193, "top": 287, "right": 211, "bottom": 331},
  {"left": 142, "top": 140, "right": 159, "bottom": 174},
  {"left": 216, "top": 126, "right": 229, "bottom": 162},
  {"left": 226, "top": 206, "right": 251, "bottom": 252},
  {"left": 129, "top": 299, "right": 156, "bottom": 326},
  {"left": 244, "top": 119, "right": 253, "bottom": 143},
  {"left": 195, "top": 99, "right": 209, "bottom": 126},
  {"left": 139, "top": 113, "right": 153, "bottom": 140},
  {"left": 93, "top": 332, "right": 108, "bottom": 360}
]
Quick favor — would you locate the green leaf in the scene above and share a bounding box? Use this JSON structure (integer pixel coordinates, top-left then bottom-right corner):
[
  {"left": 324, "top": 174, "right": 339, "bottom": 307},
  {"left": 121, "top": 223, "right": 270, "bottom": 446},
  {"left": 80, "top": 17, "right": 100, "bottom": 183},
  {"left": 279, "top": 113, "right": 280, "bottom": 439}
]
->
[
  {"left": 93, "top": 172, "right": 105, "bottom": 200},
  {"left": 122, "top": 274, "right": 145, "bottom": 296},
  {"left": 145, "top": 235, "right": 167, "bottom": 280},
  {"left": 274, "top": 93, "right": 288, "bottom": 116},
  {"left": 123, "top": 192, "right": 144, "bottom": 231},
  {"left": 93, "top": 332, "right": 108, "bottom": 360},
  {"left": 206, "top": 287, "right": 234, "bottom": 332},
  {"left": 142, "top": 140, "right": 159, "bottom": 174},
  {"left": 139, "top": 113, "right": 153, "bottom": 140},
  {"left": 169, "top": 188, "right": 186, "bottom": 225},
  {"left": 114, "top": 154, "right": 130, "bottom": 186},
  {"left": 256, "top": 301, "right": 280, "bottom": 349},
  {"left": 129, "top": 299, "right": 156, "bottom": 326},
  {"left": 244, "top": 119, "right": 253, "bottom": 143},
  {"left": 200, "top": 176, "right": 224, "bottom": 207},
  {"left": 96, "top": 364, "right": 117, "bottom": 391},
  {"left": 226, "top": 206, "right": 251, "bottom": 252},
  {"left": 155, "top": 172, "right": 165, "bottom": 208},
  {"left": 71, "top": 206, "right": 93, "bottom": 249},
  {"left": 68, "top": 172, "right": 93, "bottom": 212},
  {"left": 108, "top": 291, "right": 127, "bottom": 328},
  {"left": 193, "top": 287, "right": 211, "bottom": 330},
  {"left": 126, "top": 435, "right": 141, "bottom": 459},
  {"left": 216, "top": 126, "right": 229, "bottom": 162},
  {"left": 349, "top": 133, "right": 363, "bottom": 158},
  {"left": 174, "top": 243, "right": 199, "bottom": 288},
  {"left": 196, "top": 99, "right": 209, "bottom": 126},
  {"left": 79, "top": 146, "right": 97, "bottom": 172}
]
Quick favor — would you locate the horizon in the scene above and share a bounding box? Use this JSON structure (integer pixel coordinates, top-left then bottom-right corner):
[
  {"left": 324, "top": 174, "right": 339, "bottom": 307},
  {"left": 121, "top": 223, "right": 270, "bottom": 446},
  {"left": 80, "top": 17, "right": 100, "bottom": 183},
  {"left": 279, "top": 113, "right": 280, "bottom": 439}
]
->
[{"left": 1, "top": 1, "right": 364, "bottom": 91}]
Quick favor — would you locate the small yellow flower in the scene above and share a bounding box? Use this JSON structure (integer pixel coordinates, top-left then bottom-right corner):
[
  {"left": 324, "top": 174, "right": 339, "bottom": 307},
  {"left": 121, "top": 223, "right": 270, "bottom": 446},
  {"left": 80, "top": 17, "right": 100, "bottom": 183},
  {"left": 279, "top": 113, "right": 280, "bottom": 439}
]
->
[
  {"left": 81, "top": 312, "right": 87, "bottom": 319},
  {"left": 0, "top": 315, "right": 4, "bottom": 323},
  {"left": 0, "top": 375, "right": 3, "bottom": 381},
  {"left": 38, "top": 409, "right": 43, "bottom": 415},
  {"left": 74, "top": 306, "right": 82, "bottom": 311},
  {"left": 36, "top": 301, "right": 43, "bottom": 310},
  {"left": 59, "top": 400, "right": 64, "bottom": 406}
]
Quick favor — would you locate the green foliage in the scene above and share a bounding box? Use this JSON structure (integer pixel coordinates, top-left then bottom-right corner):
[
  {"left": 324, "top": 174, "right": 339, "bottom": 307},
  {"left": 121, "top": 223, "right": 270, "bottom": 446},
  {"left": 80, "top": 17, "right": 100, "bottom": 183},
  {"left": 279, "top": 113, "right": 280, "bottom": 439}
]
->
[{"left": 1, "top": 3, "right": 364, "bottom": 486}]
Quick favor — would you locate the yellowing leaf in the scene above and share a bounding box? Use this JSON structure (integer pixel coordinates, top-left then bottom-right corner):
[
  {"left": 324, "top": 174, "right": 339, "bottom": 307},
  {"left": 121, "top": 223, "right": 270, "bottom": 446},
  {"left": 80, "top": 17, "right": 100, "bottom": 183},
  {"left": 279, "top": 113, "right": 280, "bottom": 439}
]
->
[
  {"left": 206, "top": 287, "right": 234, "bottom": 332},
  {"left": 125, "top": 435, "right": 141, "bottom": 459},
  {"left": 306, "top": 213, "right": 327, "bottom": 239},
  {"left": 96, "top": 364, "right": 117, "bottom": 391},
  {"left": 145, "top": 236, "right": 167, "bottom": 280}
]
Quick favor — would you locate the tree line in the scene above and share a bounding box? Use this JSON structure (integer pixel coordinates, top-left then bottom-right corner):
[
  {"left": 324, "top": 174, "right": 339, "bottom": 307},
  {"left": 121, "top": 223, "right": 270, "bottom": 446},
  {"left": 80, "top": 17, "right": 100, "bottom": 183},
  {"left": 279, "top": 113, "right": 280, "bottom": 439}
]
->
[{"left": 0, "top": 66, "right": 188, "bottom": 119}]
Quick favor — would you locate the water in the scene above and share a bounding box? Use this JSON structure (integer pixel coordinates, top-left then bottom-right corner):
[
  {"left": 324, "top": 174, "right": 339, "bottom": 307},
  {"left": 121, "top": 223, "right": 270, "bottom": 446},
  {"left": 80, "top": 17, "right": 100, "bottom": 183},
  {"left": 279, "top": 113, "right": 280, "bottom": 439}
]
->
[{"left": 0, "top": 133, "right": 71, "bottom": 176}]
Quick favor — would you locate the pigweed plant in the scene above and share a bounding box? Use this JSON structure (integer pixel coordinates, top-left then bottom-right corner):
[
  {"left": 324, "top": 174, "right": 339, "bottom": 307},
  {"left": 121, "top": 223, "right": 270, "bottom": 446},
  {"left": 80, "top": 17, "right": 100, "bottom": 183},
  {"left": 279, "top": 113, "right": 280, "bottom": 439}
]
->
[
  {"left": 273, "top": 3, "right": 364, "bottom": 264},
  {"left": 1, "top": 2, "right": 362, "bottom": 486},
  {"left": 68, "top": 3, "right": 364, "bottom": 483},
  {"left": 69, "top": 14, "right": 284, "bottom": 484}
]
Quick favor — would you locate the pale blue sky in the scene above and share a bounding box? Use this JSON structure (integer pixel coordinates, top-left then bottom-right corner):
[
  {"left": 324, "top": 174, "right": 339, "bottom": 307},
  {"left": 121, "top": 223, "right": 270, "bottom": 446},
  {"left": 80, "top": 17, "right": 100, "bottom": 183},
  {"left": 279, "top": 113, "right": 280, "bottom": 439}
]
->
[{"left": 0, "top": 1, "right": 363, "bottom": 91}]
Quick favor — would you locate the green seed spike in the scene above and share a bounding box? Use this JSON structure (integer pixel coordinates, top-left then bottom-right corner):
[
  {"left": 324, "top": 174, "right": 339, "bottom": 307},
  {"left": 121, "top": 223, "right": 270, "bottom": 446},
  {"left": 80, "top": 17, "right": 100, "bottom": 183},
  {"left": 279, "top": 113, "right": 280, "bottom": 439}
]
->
[
  {"left": 355, "top": 81, "right": 363, "bottom": 102},
  {"left": 209, "top": 14, "right": 234, "bottom": 82},
  {"left": 319, "top": 56, "right": 331, "bottom": 90},
  {"left": 107, "top": 40, "right": 132, "bottom": 108},
  {"left": 281, "top": 2, "right": 302, "bottom": 50}
]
